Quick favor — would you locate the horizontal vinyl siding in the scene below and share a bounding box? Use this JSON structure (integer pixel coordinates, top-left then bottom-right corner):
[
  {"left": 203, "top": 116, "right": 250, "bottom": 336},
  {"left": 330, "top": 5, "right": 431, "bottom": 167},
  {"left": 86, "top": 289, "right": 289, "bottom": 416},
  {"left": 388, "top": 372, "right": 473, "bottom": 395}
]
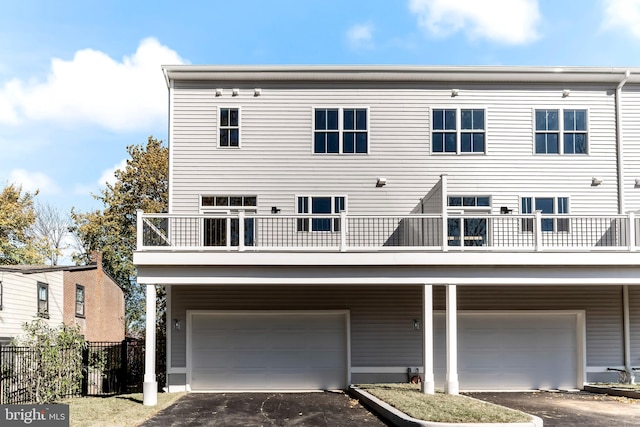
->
[
  {"left": 0, "top": 272, "right": 64, "bottom": 339},
  {"left": 170, "top": 284, "right": 627, "bottom": 370},
  {"left": 621, "top": 86, "right": 640, "bottom": 212},
  {"left": 170, "top": 82, "right": 619, "bottom": 215}
]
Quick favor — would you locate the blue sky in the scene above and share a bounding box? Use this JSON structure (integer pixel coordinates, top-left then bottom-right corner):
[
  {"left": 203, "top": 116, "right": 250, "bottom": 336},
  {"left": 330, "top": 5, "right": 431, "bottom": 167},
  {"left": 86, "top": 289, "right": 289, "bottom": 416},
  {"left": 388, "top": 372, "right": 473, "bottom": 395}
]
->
[{"left": 1, "top": 0, "right": 640, "bottom": 217}]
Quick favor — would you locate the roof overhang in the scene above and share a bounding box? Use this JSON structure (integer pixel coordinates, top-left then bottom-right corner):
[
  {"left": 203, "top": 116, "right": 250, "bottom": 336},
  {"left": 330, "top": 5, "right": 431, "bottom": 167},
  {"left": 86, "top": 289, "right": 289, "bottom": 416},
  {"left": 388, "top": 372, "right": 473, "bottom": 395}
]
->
[{"left": 161, "top": 65, "right": 639, "bottom": 87}]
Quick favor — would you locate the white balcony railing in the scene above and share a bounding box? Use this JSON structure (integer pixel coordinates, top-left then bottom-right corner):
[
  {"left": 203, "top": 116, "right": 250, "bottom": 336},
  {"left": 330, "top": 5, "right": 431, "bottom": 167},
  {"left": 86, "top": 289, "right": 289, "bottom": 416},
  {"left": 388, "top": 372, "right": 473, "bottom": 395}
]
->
[{"left": 136, "top": 210, "right": 639, "bottom": 252}]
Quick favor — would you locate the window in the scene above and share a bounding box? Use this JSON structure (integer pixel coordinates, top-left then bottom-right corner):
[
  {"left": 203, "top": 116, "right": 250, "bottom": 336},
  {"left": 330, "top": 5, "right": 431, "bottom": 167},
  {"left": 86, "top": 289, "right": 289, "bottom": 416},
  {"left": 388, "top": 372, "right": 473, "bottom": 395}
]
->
[
  {"left": 37, "top": 282, "right": 48, "bottom": 317},
  {"left": 535, "top": 109, "right": 587, "bottom": 154},
  {"left": 297, "top": 196, "right": 346, "bottom": 231},
  {"left": 448, "top": 196, "right": 491, "bottom": 207},
  {"left": 314, "top": 108, "right": 368, "bottom": 154},
  {"left": 432, "top": 108, "right": 485, "bottom": 154},
  {"left": 201, "top": 195, "right": 256, "bottom": 246},
  {"left": 521, "top": 196, "right": 569, "bottom": 232},
  {"left": 75, "top": 285, "right": 85, "bottom": 317},
  {"left": 219, "top": 108, "right": 240, "bottom": 147},
  {"left": 447, "top": 195, "right": 491, "bottom": 246}
]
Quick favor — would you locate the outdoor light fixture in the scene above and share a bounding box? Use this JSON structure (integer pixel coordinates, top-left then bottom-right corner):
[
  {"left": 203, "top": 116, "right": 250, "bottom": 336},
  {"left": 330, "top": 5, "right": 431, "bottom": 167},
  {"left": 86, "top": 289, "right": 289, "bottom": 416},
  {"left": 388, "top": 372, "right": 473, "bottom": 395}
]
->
[
  {"left": 562, "top": 89, "right": 571, "bottom": 98},
  {"left": 173, "top": 319, "right": 181, "bottom": 330},
  {"left": 500, "top": 206, "right": 513, "bottom": 214},
  {"left": 215, "top": 88, "right": 223, "bottom": 97},
  {"left": 271, "top": 206, "right": 281, "bottom": 214},
  {"left": 451, "top": 89, "right": 459, "bottom": 97},
  {"left": 592, "top": 177, "right": 603, "bottom": 186},
  {"left": 254, "top": 88, "right": 262, "bottom": 96},
  {"left": 376, "top": 177, "right": 387, "bottom": 187},
  {"left": 636, "top": 178, "right": 640, "bottom": 187},
  {"left": 232, "top": 88, "right": 239, "bottom": 96},
  {"left": 413, "top": 319, "right": 420, "bottom": 331}
]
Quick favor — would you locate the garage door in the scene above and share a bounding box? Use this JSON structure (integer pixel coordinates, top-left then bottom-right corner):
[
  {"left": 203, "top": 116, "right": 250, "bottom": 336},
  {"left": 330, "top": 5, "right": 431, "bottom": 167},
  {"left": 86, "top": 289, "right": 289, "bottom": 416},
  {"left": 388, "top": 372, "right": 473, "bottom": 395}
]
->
[
  {"left": 435, "top": 313, "right": 579, "bottom": 390},
  {"left": 189, "top": 311, "right": 348, "bottom": 391}
]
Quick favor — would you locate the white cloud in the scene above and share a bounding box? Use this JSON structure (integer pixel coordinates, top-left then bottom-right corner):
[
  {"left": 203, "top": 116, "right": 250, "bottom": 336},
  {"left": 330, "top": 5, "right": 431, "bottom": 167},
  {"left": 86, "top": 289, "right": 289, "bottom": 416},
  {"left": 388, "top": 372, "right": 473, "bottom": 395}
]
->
[
  {"left": 9, "top": 169, "right": 60, "bottom": 195},
  {"left": 347, "top": 23, "right": 375, "bottom": 49},
  {"left": 408, "top": 0, "right": 541, "bottom": 45},
  {"left": 98, "top": 159, "right": 128, "bottom": 186},
  {"left": 602, "top": 0, "right": 640, "bottom": 38},
  {"left": 0, "top": 38, "right": 186, "bottom": 131}
]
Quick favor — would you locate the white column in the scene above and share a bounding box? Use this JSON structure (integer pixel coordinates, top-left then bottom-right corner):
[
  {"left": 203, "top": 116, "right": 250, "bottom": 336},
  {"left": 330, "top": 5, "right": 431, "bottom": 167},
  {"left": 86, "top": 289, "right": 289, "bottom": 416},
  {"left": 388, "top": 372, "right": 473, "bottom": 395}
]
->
[
  {"left": 445, "top": 284, "right": 459, "bottom": 395},
  {"left": 422, "top": 285, "right": 435, "bottom": 394},
  {"left": 143, "top": 284, "right": 158, "bottom": 406}
]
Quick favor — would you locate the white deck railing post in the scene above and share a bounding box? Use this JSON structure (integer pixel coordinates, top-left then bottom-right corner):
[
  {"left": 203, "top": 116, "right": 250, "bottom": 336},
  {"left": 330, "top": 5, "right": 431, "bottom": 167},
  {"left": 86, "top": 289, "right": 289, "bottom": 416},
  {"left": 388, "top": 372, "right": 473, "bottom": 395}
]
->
[
  {"left": 629, "top": 212, "right": 636, "bottom": 252},
  {"left": 238, "top": 211, "right": 245, "bottom": 252},
  {"left": 535, "top": 211, "right": 543, "bottom": 251},
  {"left": 136, "top": 209, "right": 144, "bottom": 251},
  {"left": 442, "top": 211, "right": 448, "bottom": 252},
  {"left": 340, "top": 211, "right": 347, "bottom": 252}
]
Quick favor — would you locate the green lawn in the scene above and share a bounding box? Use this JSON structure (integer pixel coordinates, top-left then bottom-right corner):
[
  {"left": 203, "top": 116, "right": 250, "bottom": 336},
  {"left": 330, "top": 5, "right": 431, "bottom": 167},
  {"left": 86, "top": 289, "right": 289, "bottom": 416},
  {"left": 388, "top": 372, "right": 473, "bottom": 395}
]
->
[
  {"left": 60, "top": 392, "right": 185, "bottom": 427},
  {"left": 357, "top": 383, "right": 531, "bottom": 424}
]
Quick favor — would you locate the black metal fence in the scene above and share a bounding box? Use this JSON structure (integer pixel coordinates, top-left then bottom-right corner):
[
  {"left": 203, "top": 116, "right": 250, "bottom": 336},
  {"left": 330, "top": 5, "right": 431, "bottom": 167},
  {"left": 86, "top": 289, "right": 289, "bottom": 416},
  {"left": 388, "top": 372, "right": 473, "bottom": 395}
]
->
[{"left": 0, "top": 339, "right": 145, "bottom": 404}]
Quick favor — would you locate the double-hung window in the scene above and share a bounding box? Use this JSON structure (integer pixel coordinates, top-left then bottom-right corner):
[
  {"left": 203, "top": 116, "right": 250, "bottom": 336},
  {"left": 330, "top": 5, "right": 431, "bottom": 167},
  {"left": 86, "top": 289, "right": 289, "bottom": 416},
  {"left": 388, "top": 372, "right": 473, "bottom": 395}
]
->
[
  {"left": 535, "top": 109, "right": 587, "bottom": 154},
  {"left": 219, "top": 108, "right": 240, "bottom": 148},
  {"left": 314, "top": 108, "right": 368, "bottom": 154},
  {"left": 37, "top": 282, "right": 48, "bottom": 317},
  {"left": 432, "top": 108, "right": 485, "bottom": 154},
  {"left": 75, "top": 285, "right": 85, "bottom": 318},
  {"left": 521, "top": 196, "right": 569, "bottom": 232},
  {"left": 297, "top": 196, "right": 346, "bottom": 232}
]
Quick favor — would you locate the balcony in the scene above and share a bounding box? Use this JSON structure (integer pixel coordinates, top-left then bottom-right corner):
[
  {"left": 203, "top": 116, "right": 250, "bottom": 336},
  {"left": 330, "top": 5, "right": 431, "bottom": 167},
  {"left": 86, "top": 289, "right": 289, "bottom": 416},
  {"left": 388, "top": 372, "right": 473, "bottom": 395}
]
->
[{"left": 136, "top": 210, "right": 640, "bottom": 253}]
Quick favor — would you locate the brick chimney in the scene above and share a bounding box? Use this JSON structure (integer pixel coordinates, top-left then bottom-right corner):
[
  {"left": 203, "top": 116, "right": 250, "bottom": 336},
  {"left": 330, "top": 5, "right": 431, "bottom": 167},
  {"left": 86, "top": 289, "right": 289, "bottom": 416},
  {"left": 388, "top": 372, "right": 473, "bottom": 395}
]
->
[{"left": 89, "top": 251, "right": 103, "bottom": 267}]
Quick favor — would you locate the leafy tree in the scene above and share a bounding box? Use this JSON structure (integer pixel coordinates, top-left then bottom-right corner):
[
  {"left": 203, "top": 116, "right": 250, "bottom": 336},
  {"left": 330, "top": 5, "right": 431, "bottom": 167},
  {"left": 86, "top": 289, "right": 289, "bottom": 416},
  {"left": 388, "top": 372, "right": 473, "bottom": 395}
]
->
[
  {"left": 0, "top": 183, "right": 46, "bottom": 265},
  {"left": 33, "top": 202, "right": 72, "bottom": 266},
  {"left": 10, "top": 319, "right": 86, "bottom": 404},
  {"left": 71, "top": 137, "right": 168, "bottom": 335}
]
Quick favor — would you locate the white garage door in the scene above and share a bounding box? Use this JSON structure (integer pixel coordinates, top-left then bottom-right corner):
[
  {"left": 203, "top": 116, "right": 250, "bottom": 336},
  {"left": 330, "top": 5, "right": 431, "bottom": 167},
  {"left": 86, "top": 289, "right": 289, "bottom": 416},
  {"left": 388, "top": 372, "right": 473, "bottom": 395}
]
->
[
  {"left": 189, "top": 311, "right": 348, "bottom": 391},
  {"left": 435, "top": 313, "right": 579, "bottom": 390}
]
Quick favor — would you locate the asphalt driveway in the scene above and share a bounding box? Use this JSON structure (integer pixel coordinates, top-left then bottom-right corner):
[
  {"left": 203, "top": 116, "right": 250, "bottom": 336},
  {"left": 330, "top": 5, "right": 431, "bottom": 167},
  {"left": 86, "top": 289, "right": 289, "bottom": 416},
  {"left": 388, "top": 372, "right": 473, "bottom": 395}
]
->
[
  {"left": 140, "top": 392, "right": 389, "bottom": 427},
  {"left": 467, "top": 391, "right": 640, "bottom": 427}
]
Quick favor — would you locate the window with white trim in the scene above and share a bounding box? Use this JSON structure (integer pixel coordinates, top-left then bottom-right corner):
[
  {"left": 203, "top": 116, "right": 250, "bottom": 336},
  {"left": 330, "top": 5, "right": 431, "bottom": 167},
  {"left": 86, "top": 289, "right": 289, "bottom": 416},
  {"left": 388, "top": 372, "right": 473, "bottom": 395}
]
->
[
  {"left": 201, "top": 195, "right": 256, "bottom": 246},
  {"left": 75, "top": 284, "right": 85, "bottom": 318},
  {"left": 37, "top": 282, "right": 48, "bottom": 318},
  {"left": 432, "top": 108, "right": 485, "bottom": 154},
  {"left": 297, "top": 196, "right": 346, "bottom": 231},
  {"left": 219, "top": 108, "right": 240, "bottom": 148},
  {"left": 535, "top": 109, "right": 587, "bottom": 154},
  {"left": 521, "top": 196, "right": 569, "bottom": 232},
  {"left": 447, "top": 195, "right": 491, "bottom": 246},
  {"left": 314, "top": 108, "right": 368, "bottom": 154}
]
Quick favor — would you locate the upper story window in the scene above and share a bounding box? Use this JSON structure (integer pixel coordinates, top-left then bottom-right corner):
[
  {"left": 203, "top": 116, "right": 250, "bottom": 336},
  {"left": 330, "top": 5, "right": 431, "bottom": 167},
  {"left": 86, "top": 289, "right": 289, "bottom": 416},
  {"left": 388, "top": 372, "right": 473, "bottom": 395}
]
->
[
  {"left": 297, "top": 196, "right": 346, "bottom": 232},
  {"left": 535, "top": 109, "right": 587, "bottom": 154},
  {"left": 201, "top": 195, "right": 257, "bottom": 208},
  {"left": 219, "top": 108, "right": 240, "bottom": 148},
  {"left": 447, "top": 196, "right": 491, "bottom": 208},
  {"left": 314, "top": 108, "right": 368, "bottom": 154},
  {"left": 432, "top": 108, "right": 485, "bottom": 154},
  {"left": 521, "top": 196, "right": 569, "bottom": 232},
  {"left": 37, "top": 282, "right": 48, "bottom": 318},
  {"left": 75, "top": 285, "right": 85, "bottom": 318}
]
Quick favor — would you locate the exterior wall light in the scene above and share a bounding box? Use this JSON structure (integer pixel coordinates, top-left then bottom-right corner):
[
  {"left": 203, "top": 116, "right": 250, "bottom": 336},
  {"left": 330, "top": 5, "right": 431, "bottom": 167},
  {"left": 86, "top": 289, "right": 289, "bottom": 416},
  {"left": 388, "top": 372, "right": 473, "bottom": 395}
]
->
[
  {"left": 451, "top": 89, "right": 459, "bottom": 97},
  {"left": 254, "top": 88, "right": 262, "bottom": 97},
  {"left": 413, "top": 319, "right": 420, "bottom": 330},
  {"left": 592, "top": 177, "right": 603, "bottom": 186},
  {"left": 636, "top": 178, "right": 640, "bottom": 187},
  {"left": 232, "top": 88, "right": 239, "bottom": 96},
  {"left": 376, "top": 177, "right": 387, "bottom": 187},
  {"left": 562, "top": 89, "right": 571, "bottom": 98},
  {"left": 174, "top": 319, "right": 181, "bottom": 330},
  {"left": 215, "top": 88, "right": 223, "bottom": 97},
  {"left": 271, "top": 206, "right": 281, "bottom": 214}
]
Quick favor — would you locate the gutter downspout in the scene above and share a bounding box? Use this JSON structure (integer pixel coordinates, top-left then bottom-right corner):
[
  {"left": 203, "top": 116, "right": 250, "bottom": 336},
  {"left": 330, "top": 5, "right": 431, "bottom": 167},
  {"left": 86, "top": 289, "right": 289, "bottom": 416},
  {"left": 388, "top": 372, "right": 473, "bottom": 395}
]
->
[{"left": 616, "top": 70, "right": 634, "bottom": 383}]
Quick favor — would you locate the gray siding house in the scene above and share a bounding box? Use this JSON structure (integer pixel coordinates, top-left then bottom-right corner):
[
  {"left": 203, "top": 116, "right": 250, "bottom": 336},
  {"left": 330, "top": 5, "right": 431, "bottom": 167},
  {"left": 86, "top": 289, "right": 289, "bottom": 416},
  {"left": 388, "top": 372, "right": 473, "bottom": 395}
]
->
[{"left": 134, "top": 66, "right": 640, "bottom": 405}]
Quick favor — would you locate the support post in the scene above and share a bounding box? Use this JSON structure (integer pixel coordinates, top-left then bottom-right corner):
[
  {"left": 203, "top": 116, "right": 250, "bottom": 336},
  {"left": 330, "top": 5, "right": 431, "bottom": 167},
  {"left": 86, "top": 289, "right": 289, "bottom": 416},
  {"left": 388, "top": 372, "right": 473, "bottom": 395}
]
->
[
  {"left": 136, "top": 209, "right": 144, "bottom": 251},
  {"left": 629, "top": 212, "right": 636, "bottom": 252},
  {"left": 422, "top": 285, "right": 435, "bottom": 394},
  {"left": 623, "top": 285, "right": 635, "bottom": 383},
  {"left": 535, "top": 211, "right": 543, "bottom": 251},
  {"left": 143, "top": 284, "right": 158, "bottom": 406},
  {"left": 445, "top": 284, "right": 459, "bottom": 395}
]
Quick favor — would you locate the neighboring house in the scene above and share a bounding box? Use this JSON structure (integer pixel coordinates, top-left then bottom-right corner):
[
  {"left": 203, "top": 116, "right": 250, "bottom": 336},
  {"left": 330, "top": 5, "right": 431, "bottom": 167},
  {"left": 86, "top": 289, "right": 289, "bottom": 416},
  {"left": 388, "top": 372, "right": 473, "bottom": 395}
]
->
[
  {"left": 134, "top": 65, "right": 640, "bottom": 405},
  {"left": 0, "top": 253, "right": 125, "bottom": 344},
  {"left": 0, "top": 265, "right": 64, "bottom": 345},
  {"left": 62, "top": 252, "right": 125, "bottom": 342}
]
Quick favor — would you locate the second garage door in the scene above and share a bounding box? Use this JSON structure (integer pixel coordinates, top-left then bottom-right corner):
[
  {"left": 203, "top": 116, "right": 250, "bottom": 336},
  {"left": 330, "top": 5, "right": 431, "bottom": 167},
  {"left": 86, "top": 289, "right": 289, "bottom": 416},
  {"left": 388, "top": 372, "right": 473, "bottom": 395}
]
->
[
  {"left": 189, "top": 311, "right": 348, "bottom": 391},
  {"left": 435, "top": 312, "right": 580, "bottom": 390}
]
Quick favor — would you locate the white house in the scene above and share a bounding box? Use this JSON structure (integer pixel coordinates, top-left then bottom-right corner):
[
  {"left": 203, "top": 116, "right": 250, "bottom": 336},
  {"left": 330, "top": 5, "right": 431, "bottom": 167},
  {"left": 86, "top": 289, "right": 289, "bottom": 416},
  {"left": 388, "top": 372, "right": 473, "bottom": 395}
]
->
[
  {"left": 0, "top": 266, "right": 65, "bottom": 344},
  {"left": 134, "top": 66, "right": 640, "bottom": 405}
]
